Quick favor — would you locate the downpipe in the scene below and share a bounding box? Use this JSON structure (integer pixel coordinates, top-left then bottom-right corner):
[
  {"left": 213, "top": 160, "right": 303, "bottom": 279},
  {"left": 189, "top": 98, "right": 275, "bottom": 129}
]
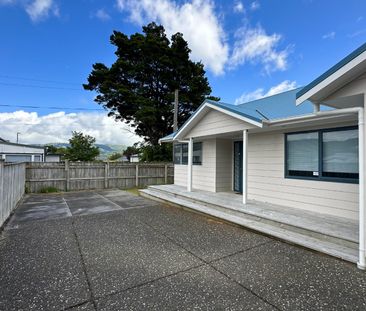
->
[{"left": 316, "top": 108, "right": 365, "bottom": 270}]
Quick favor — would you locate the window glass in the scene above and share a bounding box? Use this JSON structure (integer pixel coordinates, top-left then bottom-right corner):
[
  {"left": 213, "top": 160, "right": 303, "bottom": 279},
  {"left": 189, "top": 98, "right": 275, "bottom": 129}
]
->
[
  {"left": 322, "top": 129, "right": 358, "bottom": 179},
  {"left": 5, "top": 155, "right": 32, "bottom": 162},
  {"left": 182, "top": 144, "right": 188, "bottom": 165},
  {"left": 173, "top": 144, "right": 182, "bottom": 164},
  {"left": 34, "top": 155, "right": 42, "bottom": 162},
  {"left": 193, "top": 142, "right": 202, "bottom": 165},
  {"left": 287, "top": 132, "right": 319, "bottom": 177}
]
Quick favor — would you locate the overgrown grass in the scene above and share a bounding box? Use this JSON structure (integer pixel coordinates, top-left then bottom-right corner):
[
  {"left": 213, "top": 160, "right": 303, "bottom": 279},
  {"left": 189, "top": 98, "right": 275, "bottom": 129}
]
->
[
  {"left": 125, "top": 187, "right": 145, "bottom": 196},
  {"left": 38, "top": 186, "right": 59, "bottom": 193}
]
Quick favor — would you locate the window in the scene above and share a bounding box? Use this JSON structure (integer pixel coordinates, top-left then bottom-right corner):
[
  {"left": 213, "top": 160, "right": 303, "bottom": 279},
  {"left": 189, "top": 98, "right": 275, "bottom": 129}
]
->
[
  {"left": 182, "top": 144, "right": 188, "bottom": 165},
  {"left": 174, "top": 144, "right": 182, "bottom": 164},
  {"left": 173, "top": 142, "right": 202, "bottom": 165},
  {"left": 5, "top": 155, "right": 32, "bottom": 162},
  {"left": 285, "top": 127, "right": 358, "bottom": 183},
  {"left": 193, "top": 142, "right": 202, "bottom": 165},
  {"left": 322, "top": 129, "right": 358, "bottom": 179},
  {"left": 287, "top": 132, "right": 319, "bottom": 177}
]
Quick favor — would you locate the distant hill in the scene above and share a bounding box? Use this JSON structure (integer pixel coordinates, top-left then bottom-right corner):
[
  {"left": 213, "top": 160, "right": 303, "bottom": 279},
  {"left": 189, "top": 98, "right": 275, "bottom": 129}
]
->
[{"left": 44, "top": 143, "right": 127, "bottom": 160}]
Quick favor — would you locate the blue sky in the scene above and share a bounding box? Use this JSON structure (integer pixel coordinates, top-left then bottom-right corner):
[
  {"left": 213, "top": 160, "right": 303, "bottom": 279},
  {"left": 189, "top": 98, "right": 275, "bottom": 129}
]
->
[{"left": 0, "top": 0, "right": 365, "bottom": 144}]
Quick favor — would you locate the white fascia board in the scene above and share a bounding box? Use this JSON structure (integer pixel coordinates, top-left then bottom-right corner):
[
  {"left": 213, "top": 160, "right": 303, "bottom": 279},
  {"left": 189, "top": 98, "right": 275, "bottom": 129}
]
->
[{"left": 296, "top": 51, "right": 366, "bottom": 105}]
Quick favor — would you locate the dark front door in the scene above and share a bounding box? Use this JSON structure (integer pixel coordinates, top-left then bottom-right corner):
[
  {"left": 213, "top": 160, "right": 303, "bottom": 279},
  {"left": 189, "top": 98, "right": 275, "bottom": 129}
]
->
[{"left": 233, "top": 141, "right": 243, "bottom": 193}]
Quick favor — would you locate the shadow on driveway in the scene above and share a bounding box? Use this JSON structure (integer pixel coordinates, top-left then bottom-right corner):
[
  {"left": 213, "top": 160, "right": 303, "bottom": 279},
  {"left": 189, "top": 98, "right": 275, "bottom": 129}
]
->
[{"left": 0, "top": 189, "right": 365, "bottom": 310}]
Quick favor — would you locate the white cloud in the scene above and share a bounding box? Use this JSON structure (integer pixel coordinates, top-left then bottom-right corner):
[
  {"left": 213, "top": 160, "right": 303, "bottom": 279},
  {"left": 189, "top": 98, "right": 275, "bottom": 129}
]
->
[
  {"left": 348, "top": 28, "right": 366, "bottom": 38},
  {"left": 116, "top": 0, "right": 229, "bottom": 75},
  {"left": 322, "top": 31, "right": 335, "bottom": 39},
  {"left": 229, "top": 25, "right": 291, "bottom": 73},
  {"left": 0, "top": 111, "right": 139, "bottom": 145},
  {"left": 250, "top": 0, "right": 260, "bottom": 10},
  {"left": 233, "top": 1, "right": 244, "bottom": 13},
  {"left": 26, "top": 0, "right": 58, "bottom": 21},
  {"left": 93, "top": 8, "right": 111, "bottom": 21},
  {"left": 0, "top": 0, "right": 59, "bottom": 21},
  {"left": 234, "top": 80, "right": 297, "bottom": 105}
]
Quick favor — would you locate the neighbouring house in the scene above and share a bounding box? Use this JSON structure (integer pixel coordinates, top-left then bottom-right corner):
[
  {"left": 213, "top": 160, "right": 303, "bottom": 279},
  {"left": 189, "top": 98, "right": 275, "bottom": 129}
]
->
[
  {"left": 130, "top": 154, "right": 140, "bottom": 163},
  {"left": 45, "top": 154, "right": 62, "bottom": 162},
  {"left": 0, "top": 138, "right": 45, "bottom": 162},
  {"left": 142, "top": 42, "right": 366, "bottom": 269}
]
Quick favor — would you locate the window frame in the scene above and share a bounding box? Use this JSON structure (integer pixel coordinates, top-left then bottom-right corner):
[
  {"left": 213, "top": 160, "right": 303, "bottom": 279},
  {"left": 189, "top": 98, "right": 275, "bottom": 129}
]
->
[
  {"left": 285, "top": 126, "right": 359, "bottom": 184},
  {"left": 173, "top": 142, "right": 202, "bottom": 166}
]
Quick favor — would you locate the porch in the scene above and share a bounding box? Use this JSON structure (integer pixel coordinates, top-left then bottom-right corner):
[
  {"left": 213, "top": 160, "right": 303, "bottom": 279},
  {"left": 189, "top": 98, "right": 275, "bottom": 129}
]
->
[{"left": 140, "top": 184, "right": 359, "bottom": 263}]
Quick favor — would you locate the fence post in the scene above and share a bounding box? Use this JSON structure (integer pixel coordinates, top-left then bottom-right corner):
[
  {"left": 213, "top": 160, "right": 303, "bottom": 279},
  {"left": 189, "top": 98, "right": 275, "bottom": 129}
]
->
[
  {"left": 104, "top": 161, "right": 109, "bottom": 189},
  {"left": 164, "top": 164, "right": 168, "bottom": 184},
  {"left": 0, "top": 161, "right": 4, "bottom": 225},
  {"left": 65, "top": 160, "right": 70, "bottom": 191},
  {"left": 135, "top": 164, "right": 139, "bottom": 187}
]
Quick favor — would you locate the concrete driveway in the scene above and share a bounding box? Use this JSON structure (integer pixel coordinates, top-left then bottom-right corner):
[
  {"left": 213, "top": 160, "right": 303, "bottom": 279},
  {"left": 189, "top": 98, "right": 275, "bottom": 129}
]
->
[{"left": 0, "top": 189, "right": 365, "bottom": 310}]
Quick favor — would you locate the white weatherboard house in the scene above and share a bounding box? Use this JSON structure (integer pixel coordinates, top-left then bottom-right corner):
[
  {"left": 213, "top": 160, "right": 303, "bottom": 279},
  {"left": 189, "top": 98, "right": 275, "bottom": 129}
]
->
[
  {"left": 141, "top": 43, "right": 366, "bottom": 269},
  {"left": 0, "top": 138, "right": 45, "bottom": 162}
]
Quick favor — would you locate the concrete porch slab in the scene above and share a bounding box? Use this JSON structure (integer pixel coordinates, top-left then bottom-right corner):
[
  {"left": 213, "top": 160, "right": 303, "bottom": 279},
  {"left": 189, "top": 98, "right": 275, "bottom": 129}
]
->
[{"left": 148, "top": 184, "right": 358, "bottom": 243}]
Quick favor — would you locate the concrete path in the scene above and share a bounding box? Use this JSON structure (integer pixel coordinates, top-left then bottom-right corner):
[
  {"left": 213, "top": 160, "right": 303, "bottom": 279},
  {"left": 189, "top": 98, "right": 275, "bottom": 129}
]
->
[{"left": 0, "top": 190, "right": 365, "bottom": 310}]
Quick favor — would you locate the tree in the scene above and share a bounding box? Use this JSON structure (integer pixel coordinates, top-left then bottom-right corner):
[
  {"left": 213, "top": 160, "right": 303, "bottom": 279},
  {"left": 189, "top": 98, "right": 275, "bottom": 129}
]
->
[
  {"left": 45, "top": 145, "right": 67, "bottom": 159},
  {"left": 83, "top": 22, "right": 217, "bottom": 145},
  {"left": 45, "top": 145, "right": 58, "bottom": 154},
  {"left": 108, "top": 152, "right": 123, "bottom": 161},
  {"left": 123, "top": 145, "right": 140, "bottom": 161},
  {"left": 65, "top": 132, "right": 100, "bottom": 161},
  {"left": 139, "top": 144, "right": 172, "bottom": 162}
]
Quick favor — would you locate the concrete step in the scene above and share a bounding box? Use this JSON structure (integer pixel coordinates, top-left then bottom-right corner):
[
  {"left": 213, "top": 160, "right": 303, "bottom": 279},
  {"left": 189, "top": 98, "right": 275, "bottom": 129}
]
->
[
  {"left": 148, "top": 185, "right": 358, "bottom": 244},
  {"left": 140, "top": 188, "right": 358, "bottom": 264}
]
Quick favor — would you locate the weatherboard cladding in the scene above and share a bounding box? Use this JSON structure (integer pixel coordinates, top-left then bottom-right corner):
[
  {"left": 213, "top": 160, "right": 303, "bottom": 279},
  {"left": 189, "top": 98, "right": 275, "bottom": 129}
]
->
[{"left": 296, "top": 42, "right": 366, "bottom": 99}]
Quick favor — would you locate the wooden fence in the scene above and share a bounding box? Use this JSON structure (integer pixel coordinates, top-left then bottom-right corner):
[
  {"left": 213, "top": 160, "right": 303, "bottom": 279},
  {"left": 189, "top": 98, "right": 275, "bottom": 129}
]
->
[
  {"left": 26, "top": 161, "right": 174, "bottom": 193},
  {"left": 0, "top": 162, "right": 26, "bottom": 227}
]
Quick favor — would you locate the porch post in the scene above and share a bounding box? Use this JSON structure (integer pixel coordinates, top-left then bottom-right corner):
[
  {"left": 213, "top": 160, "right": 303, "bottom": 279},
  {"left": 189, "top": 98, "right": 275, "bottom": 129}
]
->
[
  {"left": 358, "top": 99, "right": 366, "bottom": 269},
  {"left": 242, "top": 129, "right": 248, "bottom": 204},
  {"left": 187, "top": 137, "right": 193, "bottom": 192}
]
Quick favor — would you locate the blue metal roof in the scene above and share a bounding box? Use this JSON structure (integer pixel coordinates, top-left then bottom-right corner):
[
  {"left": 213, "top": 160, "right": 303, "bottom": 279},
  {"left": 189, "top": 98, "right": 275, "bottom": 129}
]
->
[
  {"left": 159, "top": 131, "right": 176, "bottom": 142},
  {"left": 236, "top": 88, "right": 315, "bottom": 120},
  {"left": 204, "top": 99, "right": 262, "bottom": 122},
  {"left": 296, "top": 42, "right": 366, "bottom": 99}
]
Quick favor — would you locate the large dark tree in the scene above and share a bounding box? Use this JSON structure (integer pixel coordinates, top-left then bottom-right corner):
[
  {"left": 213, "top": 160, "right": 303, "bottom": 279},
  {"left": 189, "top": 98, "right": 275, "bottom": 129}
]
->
[{"left": 83, "top": 22, "right": 217, "bottom": 145}]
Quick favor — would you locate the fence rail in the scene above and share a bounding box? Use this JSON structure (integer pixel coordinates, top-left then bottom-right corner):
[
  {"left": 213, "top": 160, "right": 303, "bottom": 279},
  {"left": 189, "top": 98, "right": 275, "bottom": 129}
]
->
[
  {"left": 0, "top": 162, "right": 26, "bottom": 227},
  {"left": 26, "top": 161, "right": 174, "bottom": 193}
]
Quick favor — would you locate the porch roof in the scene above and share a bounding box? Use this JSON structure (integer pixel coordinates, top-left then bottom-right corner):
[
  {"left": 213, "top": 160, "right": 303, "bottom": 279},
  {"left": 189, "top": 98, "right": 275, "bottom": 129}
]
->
[{"left": 159, "top": 89, "right": 328, "bottom": 142}]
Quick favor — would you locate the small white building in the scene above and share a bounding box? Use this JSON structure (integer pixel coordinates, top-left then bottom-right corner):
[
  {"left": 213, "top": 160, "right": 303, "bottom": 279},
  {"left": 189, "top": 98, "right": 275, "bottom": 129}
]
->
[
  {"left": 130, "top": 154, "right": 140, "bottom": 163},
  {"left": 45, "top": 154, "right": 62, "bottom": 162},
  {"left": 0, "top": 138, "right": 45, "bottom": 162}
]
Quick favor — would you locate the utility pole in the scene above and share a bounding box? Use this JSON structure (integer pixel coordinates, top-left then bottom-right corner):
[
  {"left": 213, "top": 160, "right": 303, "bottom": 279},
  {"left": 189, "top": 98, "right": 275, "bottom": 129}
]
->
[
  {"left": 16, "top": 132, "right": 20, "bottom": 144},
  {"left": 173, "top": 89, "right": 178, "bottom": 132}
]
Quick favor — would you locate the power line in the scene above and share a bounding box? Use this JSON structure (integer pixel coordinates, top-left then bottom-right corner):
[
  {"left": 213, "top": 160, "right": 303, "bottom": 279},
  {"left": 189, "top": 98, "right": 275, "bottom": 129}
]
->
[
  {"left": 0, "top": 104, "right": 104, "bottom": 111},
  {"left": 0, "top": 74, "right": 81, "bottom": 86},
  {"left": 0, "top": 82, "right": 82, "bottom": 91}
]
